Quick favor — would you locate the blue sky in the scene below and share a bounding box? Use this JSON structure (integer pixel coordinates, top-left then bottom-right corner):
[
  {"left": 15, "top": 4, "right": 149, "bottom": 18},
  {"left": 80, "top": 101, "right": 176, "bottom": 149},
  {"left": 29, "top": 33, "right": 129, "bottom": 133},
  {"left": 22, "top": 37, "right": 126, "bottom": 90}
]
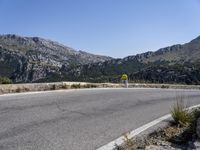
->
[{"left": 0, "top": 0, "right": 200, "bottom": 58}]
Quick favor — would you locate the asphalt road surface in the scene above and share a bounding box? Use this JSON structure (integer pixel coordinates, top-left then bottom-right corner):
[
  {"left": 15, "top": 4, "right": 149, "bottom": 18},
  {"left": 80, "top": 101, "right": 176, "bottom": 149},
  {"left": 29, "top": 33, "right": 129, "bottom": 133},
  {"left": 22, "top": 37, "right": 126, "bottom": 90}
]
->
[{"left": 0, "top": 88, "right": 199, "bottom": 150}]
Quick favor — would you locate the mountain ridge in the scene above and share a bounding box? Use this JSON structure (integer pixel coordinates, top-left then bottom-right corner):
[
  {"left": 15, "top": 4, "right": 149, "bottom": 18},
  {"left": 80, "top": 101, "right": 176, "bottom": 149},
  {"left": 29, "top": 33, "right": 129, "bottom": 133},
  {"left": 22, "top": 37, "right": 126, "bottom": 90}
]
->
[
  {"left": 0, "top": 34, "right": 112, "bottom": 82},
  {"left": 65, "top": 35, "right": 200, "bottom": 83},
  {"left": 0, "top": 34, "right": 200, "bottom": 84}
]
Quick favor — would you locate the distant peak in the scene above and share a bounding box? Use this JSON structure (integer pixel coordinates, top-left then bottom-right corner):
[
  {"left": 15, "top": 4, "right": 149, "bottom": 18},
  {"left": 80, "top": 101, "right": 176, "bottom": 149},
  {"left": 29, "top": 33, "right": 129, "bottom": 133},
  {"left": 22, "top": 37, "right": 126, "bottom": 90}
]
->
[
  {"left": 1, "top": 34, "right": 18, "bottom": 38},
  {"left": 190, "top": 35, "right": 200, "bottom": 43},
  {"left": 0, "top": 34, "right": 41, "bottom": 41},
  {"left": 195, "top": 35, "right": 200, "bottom": 39}
]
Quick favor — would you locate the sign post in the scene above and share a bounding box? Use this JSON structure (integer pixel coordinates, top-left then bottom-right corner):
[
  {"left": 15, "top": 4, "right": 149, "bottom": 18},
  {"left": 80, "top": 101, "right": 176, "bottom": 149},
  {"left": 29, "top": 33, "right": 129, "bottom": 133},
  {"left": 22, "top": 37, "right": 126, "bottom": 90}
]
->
[{"left": 121, "top": 74, "right": 128, "bottom": 88}]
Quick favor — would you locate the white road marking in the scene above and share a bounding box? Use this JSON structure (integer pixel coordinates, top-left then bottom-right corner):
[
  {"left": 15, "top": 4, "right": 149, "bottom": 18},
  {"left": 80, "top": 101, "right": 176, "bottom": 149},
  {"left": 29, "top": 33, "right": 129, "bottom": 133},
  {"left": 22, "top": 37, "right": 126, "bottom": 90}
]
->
[{"left": 97, "top": 104, "right": 200, "bottom": 150}]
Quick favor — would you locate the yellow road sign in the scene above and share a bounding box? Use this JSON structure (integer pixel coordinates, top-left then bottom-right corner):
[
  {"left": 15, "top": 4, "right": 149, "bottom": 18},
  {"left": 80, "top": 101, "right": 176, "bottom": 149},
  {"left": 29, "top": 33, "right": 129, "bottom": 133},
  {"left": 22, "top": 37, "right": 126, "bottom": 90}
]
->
[{"left": 121, "top": 74, "right": 128, "bottom": 80}]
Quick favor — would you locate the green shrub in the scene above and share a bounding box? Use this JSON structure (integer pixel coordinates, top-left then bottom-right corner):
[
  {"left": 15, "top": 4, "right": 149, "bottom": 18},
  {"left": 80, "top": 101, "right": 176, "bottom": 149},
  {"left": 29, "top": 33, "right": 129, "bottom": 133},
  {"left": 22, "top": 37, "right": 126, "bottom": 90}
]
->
[
  {"left": 171, "top": 98, "right": 191, "bottom": 127},
  {"left": 161, "top": 85, "right": 169, "bottom": 88},
  {"left": 90, "top": 84, "right": 98, "bottom": 88},
  {"left": 0, "top": 76, "right": 12, "bottom": 84},
  {"left": 62, "top": 84, "right": 70, "bottom": 89},
  {"left": 71, "top": 84, "right": 81, "bottom": 89}
]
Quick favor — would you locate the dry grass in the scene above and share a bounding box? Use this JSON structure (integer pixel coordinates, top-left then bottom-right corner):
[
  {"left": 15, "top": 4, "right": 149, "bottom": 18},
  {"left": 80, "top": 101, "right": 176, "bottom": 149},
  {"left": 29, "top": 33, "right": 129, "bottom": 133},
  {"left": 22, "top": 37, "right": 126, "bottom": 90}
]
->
[
  {"left": 123, "top": 133, "right": 135, "bottom": 150},
  {"left": 170, "top": 97, "right": 191, "bottom": 127},
  {"left": 114, "top": 133, "right": 135, "bottom": 150}
]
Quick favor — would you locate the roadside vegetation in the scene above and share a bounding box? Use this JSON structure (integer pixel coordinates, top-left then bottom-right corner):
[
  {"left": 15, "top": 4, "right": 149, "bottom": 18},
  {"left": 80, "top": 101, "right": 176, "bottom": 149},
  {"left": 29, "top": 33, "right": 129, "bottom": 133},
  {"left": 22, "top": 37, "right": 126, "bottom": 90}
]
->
[
  {"left": 0, "top": 76, "right": 12, "bottom": 84},
  {"left": 123, "top": 133, "right": 135, "bottom": 150},
  {"left": 170, "top": 97, "right": 191, "bottom": 127},
  {"left": 114, "top": 133, "right": 135, "bottom": 150},
  {"left": 114, "top": 96, "right": 200, "bottom": 150},
  {"left": 70, "top": 83, "right": 97, "bottom": 89},
  {"left": 170, "top": 97, "right": 200, "bottom": 127},
  {"left": 71, "top": 83, "right": 81, "bottom": 89}
]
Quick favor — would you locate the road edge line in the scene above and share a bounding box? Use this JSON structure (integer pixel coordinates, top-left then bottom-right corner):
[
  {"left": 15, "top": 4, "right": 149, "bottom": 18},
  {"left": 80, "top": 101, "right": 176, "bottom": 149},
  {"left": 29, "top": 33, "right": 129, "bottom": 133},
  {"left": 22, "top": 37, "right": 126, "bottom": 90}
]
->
[{"left": 97, "top": 104, "right": 200, "bottom": 150}]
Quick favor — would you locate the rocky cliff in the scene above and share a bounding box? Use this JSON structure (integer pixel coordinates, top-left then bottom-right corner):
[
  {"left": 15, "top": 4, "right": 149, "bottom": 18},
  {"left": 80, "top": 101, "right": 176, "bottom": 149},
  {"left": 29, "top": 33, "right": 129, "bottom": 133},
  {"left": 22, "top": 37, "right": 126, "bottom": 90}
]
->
[
  {"left": 0, "top": 34, "right": 112, "bottom": 82},
  {"left": 66, "top": 35, "right": 200, "bottom": 84},
  {"left": 1, "top": 34, "right": 200, "bottom": 84}
]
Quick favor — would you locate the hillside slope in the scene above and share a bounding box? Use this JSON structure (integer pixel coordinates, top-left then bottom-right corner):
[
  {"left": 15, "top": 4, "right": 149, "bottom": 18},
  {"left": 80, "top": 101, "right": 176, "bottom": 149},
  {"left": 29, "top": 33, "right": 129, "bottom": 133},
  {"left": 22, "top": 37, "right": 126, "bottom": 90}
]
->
[
  {"left": 143, "top": 36, "right": 200, "bottom": 63},
  {"left": 0, "top": 34, "right": 112, "bottom": 82},
  {"left": 0, "top": 34, "right": 200, "bottom": 84},
  {"left": 67, "top": 36, "right": 200, "bottom": 84}
]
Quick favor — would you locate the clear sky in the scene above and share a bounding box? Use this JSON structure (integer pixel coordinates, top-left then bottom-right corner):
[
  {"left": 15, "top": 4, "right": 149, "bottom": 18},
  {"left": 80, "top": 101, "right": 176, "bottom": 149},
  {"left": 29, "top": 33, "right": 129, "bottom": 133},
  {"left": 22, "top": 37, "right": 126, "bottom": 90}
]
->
[{"left": 0, "top": 0, "right": 200, "bottom": 58}]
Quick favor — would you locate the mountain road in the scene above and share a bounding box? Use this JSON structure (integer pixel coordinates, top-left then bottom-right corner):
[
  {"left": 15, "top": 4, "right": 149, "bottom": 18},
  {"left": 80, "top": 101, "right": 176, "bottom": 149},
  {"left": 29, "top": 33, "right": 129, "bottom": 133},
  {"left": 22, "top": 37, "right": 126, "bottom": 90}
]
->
[{"left": 0, "top": 88, "right": 199, "bottom": 150}]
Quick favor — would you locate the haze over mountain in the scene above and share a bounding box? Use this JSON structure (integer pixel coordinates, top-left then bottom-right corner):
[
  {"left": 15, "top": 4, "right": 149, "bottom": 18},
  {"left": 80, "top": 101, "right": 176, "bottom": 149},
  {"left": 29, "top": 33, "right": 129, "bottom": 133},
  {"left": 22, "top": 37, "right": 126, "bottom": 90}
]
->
[{"left": 0, "top": 34, "right": 200, "bottom": 84}]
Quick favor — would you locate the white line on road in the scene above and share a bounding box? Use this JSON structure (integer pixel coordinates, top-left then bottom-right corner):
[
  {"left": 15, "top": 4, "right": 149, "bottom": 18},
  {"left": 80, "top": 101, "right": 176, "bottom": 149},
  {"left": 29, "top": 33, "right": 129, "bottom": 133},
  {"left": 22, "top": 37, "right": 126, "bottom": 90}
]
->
[{"left": 97, "top": 104, "right": 200, "bottom": 150}]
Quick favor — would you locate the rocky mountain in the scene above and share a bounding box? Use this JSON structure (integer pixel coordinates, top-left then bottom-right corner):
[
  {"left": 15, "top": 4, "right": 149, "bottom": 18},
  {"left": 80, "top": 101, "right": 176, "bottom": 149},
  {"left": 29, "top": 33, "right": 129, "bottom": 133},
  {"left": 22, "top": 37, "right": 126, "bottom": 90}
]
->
[
  {"left": 142, "top": 36, "right": 200, "bottom": 63},
  {"left": 0, "top": 34, "right": 200, "bottom": 84},
  {"left": 123, "top": 35, "right": 200, "bottom": 64},
  {"left": 66, "top": 35, "right": 200, "bottom": 84},
  {"left": 0, "top": 34, "right": 112, "bottom": 82}
]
